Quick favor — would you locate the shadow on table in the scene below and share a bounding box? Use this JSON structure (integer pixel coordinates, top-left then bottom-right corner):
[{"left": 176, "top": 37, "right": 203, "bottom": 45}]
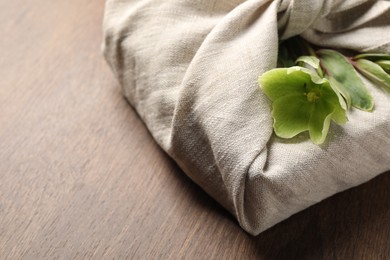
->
[{"left": 251, "top": 172, "right": 390, "bottom": 259}]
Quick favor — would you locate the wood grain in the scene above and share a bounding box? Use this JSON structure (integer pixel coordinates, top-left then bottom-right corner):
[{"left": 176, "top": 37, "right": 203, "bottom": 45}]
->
[{"left": 0, "top": 0, "right": 389, "bottom": 259}]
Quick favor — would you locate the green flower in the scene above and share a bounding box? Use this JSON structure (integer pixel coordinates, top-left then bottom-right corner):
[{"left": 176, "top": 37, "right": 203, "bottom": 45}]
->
[{"left": 259, "top": 67, "right": 347, "bottom": 144}]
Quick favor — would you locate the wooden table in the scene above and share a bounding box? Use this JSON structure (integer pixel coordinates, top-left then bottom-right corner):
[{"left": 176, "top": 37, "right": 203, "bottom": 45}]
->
[{"left": 1, "top": 0, "right": 389, "bottom": 259}]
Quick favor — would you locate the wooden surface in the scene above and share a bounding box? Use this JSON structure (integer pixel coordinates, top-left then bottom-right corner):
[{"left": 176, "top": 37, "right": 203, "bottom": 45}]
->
[{"left": 1, "top": 1, "right": 389, "bottom": 259}]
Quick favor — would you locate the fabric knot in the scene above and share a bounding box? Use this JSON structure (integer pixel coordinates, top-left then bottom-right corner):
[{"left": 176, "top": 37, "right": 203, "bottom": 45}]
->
[{"left": 278, "top": 0, "right": 371, "bottom": 40}]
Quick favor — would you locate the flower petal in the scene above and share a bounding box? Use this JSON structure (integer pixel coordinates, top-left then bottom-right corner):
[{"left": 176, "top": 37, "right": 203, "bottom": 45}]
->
[
  {"left": 296, "top": 56, "right": 320, "bottom": 70},
  {"left": 308, "top": 99, "right": 345, "bottom": 144},
  {"left": 259, "top": 67, "right": 308, "bottom": 101},
  {"left": 272, "top": 94, "right": 312, "bottom": 139}
]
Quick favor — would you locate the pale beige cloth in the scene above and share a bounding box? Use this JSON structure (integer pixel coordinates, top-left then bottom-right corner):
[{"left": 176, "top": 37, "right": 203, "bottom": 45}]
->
[{"left": 103, "top": 0, "right": 390, "bottom": 235}]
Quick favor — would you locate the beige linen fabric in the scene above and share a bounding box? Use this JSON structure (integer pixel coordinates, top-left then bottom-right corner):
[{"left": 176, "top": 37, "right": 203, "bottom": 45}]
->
[{"left": 103, "top": 0, "right": 390, "bottom": 235}]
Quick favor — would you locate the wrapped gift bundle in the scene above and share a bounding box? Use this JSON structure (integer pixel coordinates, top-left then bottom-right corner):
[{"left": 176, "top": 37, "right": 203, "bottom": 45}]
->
[{"left": 103, "top": 0, "right": 390, "bottom": 235}]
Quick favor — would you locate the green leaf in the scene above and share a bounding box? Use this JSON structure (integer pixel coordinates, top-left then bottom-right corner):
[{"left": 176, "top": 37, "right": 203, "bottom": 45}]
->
[
  {"left": 376, "top": 60, "right": 390, "bottom": 71},
  {"left": 259, "top": 67, "right": 347, "bottom": 144},
  {"left": 354, "top": 53, "right": 390, "bottom": 61},
  {"left": 355, "top": 59, "right": 390, "bottom": 93},
  {"left": 328, "top": 77, "right": 350, "bottom": 110},
  {"left": 318, "top": 49, "right": 374, "bottom": 111},
  {"left": 296, "top": 56, "right": 320, "bottom": 70}
]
